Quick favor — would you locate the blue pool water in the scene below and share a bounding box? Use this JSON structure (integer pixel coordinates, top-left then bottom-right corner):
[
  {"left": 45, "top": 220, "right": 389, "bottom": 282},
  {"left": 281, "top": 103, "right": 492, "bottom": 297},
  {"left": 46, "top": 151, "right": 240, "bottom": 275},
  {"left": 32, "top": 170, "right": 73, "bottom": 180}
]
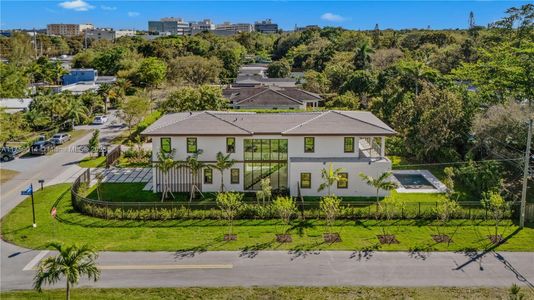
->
[{"left": 394, "top": 174, "right": 435, "bottom": 189}]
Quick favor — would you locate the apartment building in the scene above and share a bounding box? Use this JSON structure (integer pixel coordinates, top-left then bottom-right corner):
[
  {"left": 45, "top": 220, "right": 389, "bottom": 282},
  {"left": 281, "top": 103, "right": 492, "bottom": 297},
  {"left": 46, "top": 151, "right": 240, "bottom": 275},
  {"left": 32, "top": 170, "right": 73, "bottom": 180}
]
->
[
  {"left": 47, "top": 23, "right": 94, "bottom": 36},
  {"left": 254, "top": 19, "right": 279, "bottom": 34},
  {"left": 148, "top": 17, "right": 190, "bottom": 35},
  {"left": 85, "top": 28, "right": 136, "bottom": 41}
]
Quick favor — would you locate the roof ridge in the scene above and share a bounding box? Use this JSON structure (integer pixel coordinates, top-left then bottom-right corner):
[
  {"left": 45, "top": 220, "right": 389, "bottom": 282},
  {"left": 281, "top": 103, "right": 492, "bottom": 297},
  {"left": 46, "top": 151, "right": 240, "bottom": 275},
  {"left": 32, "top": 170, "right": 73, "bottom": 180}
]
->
[
  {"left": 333, "top": 110, "right": 395, "bottom": 133},
  {"left": 269, "top": 88, "right": 303, "bottom": 104},
  {"left": 235, "top": 87, "right": 270, "bottom": 104},
  {"left": 143, "top": 112, "right": 195, "bottom": 133},
  {"left": 282, "top": 111, "right": 329, "bottom": 134},
  {"left": 205, "top": 111, "right": 254, "bottom": 134}
]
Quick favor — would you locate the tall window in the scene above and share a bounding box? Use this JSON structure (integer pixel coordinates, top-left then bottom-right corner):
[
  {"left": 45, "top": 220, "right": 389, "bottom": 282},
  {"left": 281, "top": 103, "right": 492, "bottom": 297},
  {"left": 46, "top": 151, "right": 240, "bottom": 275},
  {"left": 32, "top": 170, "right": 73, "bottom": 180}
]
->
[
  {"left": 230, "top": 168, "right": 240, "bottom": 184},
  {"left": 187, "top": 137, "right": 197, "bottom": 153},
  {"left": 203, "top": 168, "right": 213, "bottom": 184},
  {"left": 344, "top": 137, "right": 355, "bottom": 153},
  {"left": 304, "top": 137, "right": 315, "bottom": 153},
  {"left": 300, "top": 173, "right": 311, "bottom": 189},
  {"left": 338, "top": 172, "right": 348, "bottom": 189},
  {"left": 243, "top": 139, "right": 288, "bottom": 190},
  {"left": 161, "top": 138, "right": 171, "bottom": 153},
  {"left": 226, "top": 137, "right": 235, "bottom": 153}
]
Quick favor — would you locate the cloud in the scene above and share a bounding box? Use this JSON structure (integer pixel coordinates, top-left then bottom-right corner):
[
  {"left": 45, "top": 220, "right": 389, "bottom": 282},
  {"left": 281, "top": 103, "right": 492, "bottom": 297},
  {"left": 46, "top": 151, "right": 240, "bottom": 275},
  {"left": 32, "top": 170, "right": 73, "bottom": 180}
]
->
[
  {"left": 321, "top": 12, "right": 345, "bottom": 22},
  {"left": 58, "top": 0, "right": 94, "bottom": 11},
  {"left": 101, "top": 5, "right": 116, "bottom": 11},
  {"left": 127, "top": 11, "right": 140, "bottom": 17}
]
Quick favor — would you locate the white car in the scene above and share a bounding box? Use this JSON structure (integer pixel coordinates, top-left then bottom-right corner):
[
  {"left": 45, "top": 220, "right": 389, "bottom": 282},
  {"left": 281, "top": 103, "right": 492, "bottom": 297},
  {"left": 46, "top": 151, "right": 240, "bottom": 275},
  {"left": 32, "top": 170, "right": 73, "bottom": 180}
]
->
[
  {"left": 92, "top": 115, "right": 108, "bottom": 125},
  {"left": 50, "top": 133, "right": 71, "bottom": 145}
]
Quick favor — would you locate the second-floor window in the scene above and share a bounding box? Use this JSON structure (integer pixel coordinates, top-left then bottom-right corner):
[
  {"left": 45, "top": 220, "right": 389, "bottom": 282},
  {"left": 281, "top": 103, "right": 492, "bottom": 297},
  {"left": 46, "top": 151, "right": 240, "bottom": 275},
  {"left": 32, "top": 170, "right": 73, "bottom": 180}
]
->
[
  {"left": 300, "top": 172, "right": 311, "bottom": 189},
  {"left": 304, "top": 137, "right": 315, "bottom": 153},
  {"left": 344, "top": 137, "right": 355, "bottom": 153},
  {"left": 203, "top": 168, "right": 213, "bottom": 184},
  {"left": 187, "top": 137, "right": 197, "bottom": 153},
  {"left": 161, "top": 138, "right": 171, "bottom": 153},
  {"left": 226, "top": 137, "right": 235, "bottom": 153},
  {"left": 337, "top": 172, "right": 348, "bottom": 189},
  {"left": 231, "top": 168, "right": 240, "bottom": 184}
]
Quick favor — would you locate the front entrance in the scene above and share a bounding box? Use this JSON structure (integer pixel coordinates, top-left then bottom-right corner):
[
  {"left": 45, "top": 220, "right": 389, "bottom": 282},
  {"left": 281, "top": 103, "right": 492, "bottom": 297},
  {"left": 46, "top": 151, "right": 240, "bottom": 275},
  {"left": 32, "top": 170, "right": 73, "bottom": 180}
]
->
[{"left": 243, "top": 139, "right": 288, "bottom": 190}]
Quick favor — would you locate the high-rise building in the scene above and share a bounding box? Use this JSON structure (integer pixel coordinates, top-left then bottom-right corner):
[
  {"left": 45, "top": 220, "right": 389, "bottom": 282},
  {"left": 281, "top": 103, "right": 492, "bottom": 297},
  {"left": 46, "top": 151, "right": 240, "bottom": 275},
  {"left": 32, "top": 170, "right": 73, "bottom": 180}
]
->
[
  {"left": 47, "top": 23, "right": 94, "bottom": 36},
  {"left": 148, "top": 17, "right": 190, "bottom": 35},
  {"left": 254, "top": 19, "right": 278, "bottom": 34}
]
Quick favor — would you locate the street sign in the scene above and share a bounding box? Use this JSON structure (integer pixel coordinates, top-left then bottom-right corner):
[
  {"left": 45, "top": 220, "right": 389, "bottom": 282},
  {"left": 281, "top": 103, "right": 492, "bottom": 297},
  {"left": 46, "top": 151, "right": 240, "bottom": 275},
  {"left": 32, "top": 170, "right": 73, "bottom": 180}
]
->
[
  {"left": 20, "top": 186, "right": 33, "bottom": 196},
  {"left": 51, "top": 207, "right": 57, "bottom": 218}
]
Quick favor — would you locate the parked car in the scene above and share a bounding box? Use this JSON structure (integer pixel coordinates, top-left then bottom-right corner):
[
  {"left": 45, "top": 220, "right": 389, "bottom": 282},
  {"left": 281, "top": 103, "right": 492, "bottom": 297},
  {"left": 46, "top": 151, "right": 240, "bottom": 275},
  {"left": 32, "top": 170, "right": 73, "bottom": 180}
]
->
[
  {"left": 30, "top": 141, "right": 55, "bottom": 155},
  {"left": 50, "top": 133, "right": 71, "bottom": 145},
  {"left": 92, "top": 115, "right": 108, "bottom": 125},
  {"left": 1, "top": 147, "right": 22, "bottom": 162}
]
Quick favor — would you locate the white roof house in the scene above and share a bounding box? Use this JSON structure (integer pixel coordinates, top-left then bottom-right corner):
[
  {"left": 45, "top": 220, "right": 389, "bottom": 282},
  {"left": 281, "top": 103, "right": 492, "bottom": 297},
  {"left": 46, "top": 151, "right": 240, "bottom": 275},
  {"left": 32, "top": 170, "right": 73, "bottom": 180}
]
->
[
  {"left": 0, "top": 98, "right": 32, "bottom": 113},
  {"left": 142, "top": 111, "right": 396, "bottom": 197}
]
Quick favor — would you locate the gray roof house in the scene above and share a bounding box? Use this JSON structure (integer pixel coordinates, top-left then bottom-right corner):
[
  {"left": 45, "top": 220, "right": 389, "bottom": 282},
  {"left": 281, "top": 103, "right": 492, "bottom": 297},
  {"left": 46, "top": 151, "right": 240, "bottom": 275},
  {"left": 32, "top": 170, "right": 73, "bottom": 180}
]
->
[
  {"left": 142, "top": 111, "right": 397, "bottom": 197},
  {"left": 223, "top": 86, "right": 322, "bottom": 109},
  {"left": 0, "top": 98, "right": 32, "bottom": 114}
]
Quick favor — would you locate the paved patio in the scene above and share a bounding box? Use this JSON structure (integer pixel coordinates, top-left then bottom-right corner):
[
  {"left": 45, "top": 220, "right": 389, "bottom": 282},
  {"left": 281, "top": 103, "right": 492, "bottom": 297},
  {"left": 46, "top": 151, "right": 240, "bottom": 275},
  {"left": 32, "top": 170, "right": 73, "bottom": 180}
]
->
[{"left": 89, "top": 168, "right": 152, "bottom": 186}]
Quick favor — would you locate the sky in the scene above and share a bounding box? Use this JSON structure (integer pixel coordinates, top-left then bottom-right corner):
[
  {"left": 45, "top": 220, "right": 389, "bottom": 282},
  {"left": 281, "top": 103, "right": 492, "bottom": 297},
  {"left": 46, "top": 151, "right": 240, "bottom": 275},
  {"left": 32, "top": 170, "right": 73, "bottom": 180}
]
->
[{"left": 0, "top": 1, "right": 529, "bottom": 31}]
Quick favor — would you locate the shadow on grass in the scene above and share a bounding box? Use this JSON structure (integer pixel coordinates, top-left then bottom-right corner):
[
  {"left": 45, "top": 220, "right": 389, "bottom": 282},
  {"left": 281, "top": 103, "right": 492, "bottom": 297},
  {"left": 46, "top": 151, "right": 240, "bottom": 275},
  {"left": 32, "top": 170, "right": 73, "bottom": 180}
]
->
[{"left": 289, "top": 220, "right": 316, "bottom": 237}]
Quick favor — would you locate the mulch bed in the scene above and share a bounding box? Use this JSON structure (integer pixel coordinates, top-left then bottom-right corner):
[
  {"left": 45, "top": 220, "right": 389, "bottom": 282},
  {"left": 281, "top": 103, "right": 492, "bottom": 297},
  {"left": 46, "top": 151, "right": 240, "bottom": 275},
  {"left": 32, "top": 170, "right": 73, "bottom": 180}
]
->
[
  {"left": 488, "top": 235, "right": 503, "bottom": 245},
  {"left": 223, "top": 234, "right": 237, "bottom": 241},
  {"left": 377, "top": 234, "right": 399, "bottom": 244},
  {"left": 323, "top": 233, "right": 342, "bottom": 243},
  {"left": 432, "top": 234, "right": 452, "bottom": 243},
  {"left": 276, "top": 234, "right": 293, "bottom": 243}
]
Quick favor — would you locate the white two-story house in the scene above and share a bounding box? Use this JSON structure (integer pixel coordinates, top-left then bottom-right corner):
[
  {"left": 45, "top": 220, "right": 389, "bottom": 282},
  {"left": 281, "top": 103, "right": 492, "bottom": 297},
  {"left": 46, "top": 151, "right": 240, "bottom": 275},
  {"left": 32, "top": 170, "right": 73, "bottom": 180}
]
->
[{"left": 141, "top": 110, "right": 396, "bottom": 197}]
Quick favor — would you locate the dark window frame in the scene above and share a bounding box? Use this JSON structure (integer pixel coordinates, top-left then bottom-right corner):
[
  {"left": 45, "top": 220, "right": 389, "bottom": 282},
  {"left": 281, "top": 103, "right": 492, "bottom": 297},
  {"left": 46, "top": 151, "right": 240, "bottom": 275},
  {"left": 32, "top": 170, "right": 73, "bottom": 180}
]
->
[
  {"left": 160, "top": 137, "right": 171, "bottom": 153},
  {"left": 344, "top": 137, "right": 355, "bottom": 153},
  {"left": 226, "top": 137, "right": 236, "bottom": 153},
  {"left": 337, "top": 172, "right": 348, "bottom": 189},
  {"left": 300, "top": 172, "right": 311, "bottom": 189},
  {"left": 304, "top": 137, "right": 315, "bottom": 153},
  {"left": 230, "top": 168, "right": 240, "bottom": 184},
  {"left": 203, "top": 168, "right": 213, "bottom": 184},
  {"left": 186, "top": 137, "right": 197, "bottom": 153}
]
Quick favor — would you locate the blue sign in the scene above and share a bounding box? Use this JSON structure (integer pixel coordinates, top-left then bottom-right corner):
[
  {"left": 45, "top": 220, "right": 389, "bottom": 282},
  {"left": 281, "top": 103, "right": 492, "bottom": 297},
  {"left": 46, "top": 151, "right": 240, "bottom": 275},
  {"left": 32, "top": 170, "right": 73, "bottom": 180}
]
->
[{"left": 20, "top": 186, "right": 33, "bottom": 196}]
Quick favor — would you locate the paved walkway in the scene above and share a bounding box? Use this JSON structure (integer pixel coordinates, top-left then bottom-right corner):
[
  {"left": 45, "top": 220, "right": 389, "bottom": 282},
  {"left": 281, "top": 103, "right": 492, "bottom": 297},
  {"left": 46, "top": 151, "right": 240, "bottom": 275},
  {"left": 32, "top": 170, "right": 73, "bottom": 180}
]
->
[{"left": 89, "top": 167, "right": 152, "bottom": 185}]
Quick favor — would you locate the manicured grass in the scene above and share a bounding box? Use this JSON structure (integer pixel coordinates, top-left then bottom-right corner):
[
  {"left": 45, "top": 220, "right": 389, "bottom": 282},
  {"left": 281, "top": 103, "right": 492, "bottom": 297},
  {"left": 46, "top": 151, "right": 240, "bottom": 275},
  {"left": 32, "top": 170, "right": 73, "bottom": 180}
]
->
[
  {"left": 0, "top": 168, "right": 19, "bottom": 184},
  {"left": 87, "top": 183, "right": 163, "bottom": 202},
  {"left": 1, "top": 287, "right": 527, "bottom": 300},
  {"left": 78, "top": 156, "right": 106, "bottom": 168},
  {"left": 2, "top": 184, "right": 533, "bottom": 252}
]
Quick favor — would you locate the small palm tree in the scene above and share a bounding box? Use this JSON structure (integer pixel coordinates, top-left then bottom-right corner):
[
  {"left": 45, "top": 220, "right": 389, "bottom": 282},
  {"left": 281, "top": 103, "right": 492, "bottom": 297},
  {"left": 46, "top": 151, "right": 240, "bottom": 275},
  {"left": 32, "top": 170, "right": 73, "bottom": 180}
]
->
[
  {"left": 33, "top": 242, "right": 100, "bottom": 300},
  {"left": 212, "top": 152, "right": 236, "bottom": 192},
  {"left": 154, "top": 149, "right": 178, "bottom": 201},
  {"left": 354, "top": 42, "right": 375, "bottom": 70},
  {"left": 318, "top": 163, "right": 347, "bottom": 196},
  {"left": 359, "top": 171, "right": 398, "bottom": 205},
  {"left": 97, "top": 83, "right": 115, "bottom": 113},
  {"left": 185, "top": 154, "right": 206, "bottom": 202}
]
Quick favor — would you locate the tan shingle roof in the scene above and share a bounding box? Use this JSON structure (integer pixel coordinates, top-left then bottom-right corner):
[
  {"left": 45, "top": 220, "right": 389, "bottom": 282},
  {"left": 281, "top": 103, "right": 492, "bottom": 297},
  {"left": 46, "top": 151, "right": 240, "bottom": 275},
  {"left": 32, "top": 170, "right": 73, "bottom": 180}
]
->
[{"left": 142, "top": 111, "right": 396, "bottom": 136}]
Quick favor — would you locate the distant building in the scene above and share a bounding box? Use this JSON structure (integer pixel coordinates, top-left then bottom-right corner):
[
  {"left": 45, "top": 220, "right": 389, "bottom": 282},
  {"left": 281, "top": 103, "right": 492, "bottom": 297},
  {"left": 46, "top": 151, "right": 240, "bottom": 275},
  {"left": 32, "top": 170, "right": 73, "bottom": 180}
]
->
[
  {"left": 85, "top": 28, "right": 136, "bottom": 41},
  {"left": 148, "top": 17, "right": 190, "bottom": 35},
  {"left": 190, "top": 19, "right": 216, "bottom": 31},
  {"left": 0, "top": 98, "right": 32, "bottom": 114},
  {"left": 224, "top": 86, "right": 322, "bottom": 110},
  {"left": 295, "top": 25, "right": 320, "bottom": 32},
  {"left": 47, "top": 23, "right": 94, "bottom": 37},
  {"left": 62, "top": 69, "right": 98, "bottom": 85},
  {"left": 254, "top": 19, "right": 278, "bottom": 34},
  {"left": 216, "top": 22, "right": 254, "bottom": 33}
]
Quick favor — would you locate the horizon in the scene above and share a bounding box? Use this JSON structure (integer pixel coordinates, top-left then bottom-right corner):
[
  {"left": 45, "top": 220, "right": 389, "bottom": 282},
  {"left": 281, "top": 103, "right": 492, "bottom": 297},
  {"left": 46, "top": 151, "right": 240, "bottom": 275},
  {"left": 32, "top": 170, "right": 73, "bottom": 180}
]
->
[{"left": 0, "top": 1, "right": 529, "bottom": 31}]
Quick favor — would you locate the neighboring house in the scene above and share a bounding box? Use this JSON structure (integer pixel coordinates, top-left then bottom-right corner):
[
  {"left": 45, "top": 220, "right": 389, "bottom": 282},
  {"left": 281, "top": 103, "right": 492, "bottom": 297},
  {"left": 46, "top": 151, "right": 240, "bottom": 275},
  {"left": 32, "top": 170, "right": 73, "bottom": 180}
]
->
[
  {"left": 141, "top": 110, "right": 395, "bottom": 197},
  {"left": 235, "top": 74, "right": 296, "bottom": 88},
  {"left": 223, "top": 86, "right": 322, "bottom": 109},
  {"left": 0, "top": 98, "right": 32, "bottom": 114},
  {"left": 60, "top": 82, "right": 99, "bottom": 95},
  {"left": 62, "top": 69, "right": 98, "bottom": 85}
]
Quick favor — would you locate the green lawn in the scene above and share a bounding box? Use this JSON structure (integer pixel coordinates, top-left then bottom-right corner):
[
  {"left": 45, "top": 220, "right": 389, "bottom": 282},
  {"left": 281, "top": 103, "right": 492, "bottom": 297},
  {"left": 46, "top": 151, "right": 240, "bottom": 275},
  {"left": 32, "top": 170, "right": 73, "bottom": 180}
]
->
[
  {"left": 78, "top": 156, "right": 106, "bottom": 168},
  {"left": 2, "top": 184, "right": 533, "bottom": 252},
  {"left": 1, "top": 287, "right": 527, "bottom": 300}
]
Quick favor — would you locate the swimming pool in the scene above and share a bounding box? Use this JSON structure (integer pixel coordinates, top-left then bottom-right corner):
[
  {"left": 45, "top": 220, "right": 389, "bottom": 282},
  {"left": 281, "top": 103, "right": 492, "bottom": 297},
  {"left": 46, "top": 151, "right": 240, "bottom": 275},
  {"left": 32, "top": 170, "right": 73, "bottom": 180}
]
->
[{"left": 394, "top": 174, "right": 435, "bottom": 189}]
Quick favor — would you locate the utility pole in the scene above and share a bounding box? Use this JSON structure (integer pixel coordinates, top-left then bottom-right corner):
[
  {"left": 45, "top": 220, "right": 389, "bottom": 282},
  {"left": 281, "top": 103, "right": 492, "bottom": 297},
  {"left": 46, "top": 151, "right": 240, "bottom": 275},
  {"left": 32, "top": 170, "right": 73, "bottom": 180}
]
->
[
  {"left": 520, "top": 101, "right": 533, "bottom": 228},
  {"left": 468, "top": 11, "right": 475, "bottom": 29}
]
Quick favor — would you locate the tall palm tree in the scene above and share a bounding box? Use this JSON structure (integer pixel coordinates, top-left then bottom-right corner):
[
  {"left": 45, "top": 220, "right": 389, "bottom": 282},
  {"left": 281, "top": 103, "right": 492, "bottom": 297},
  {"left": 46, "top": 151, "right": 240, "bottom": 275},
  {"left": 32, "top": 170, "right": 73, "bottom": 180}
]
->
[
  {"left": 33, "top": 242, "right": 100, "bottom": 300},
  {"left": 399, "top": 60, "right": 435, "bottom": 97},
  {"left": 359, "top": 171, "right": 399, "bottom": 205},
  {"left": 318, "top": 163, "right": 347, "bottom": 196},
  {"left": 212, "top": 152, "right": 236, "bottom": 192},
  {"left": 97, "top": 83, "right": 114, "bottom": 113},
  {"left": 65, "top": 99, "right": 89, "bottom": 125},
  {"left": 353, "top": 42, "right": 375, "bottom": 70},
  {"left": 154, "top": 149, "right": 178, "bottom": 201},
  {"left": 185, "top": 154, "right": 206, "bottom": 202}
]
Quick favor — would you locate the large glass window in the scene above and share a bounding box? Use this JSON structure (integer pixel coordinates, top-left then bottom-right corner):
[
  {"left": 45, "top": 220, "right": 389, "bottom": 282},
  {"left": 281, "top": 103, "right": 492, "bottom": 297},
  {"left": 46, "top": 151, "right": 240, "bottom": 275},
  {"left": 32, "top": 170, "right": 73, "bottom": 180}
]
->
[
  {"left": 300, "top": 173, "right": 311, "bottom": 189},
  {"left": 161, "top": 138, "right": 171, "bottom": 153},
  {"left": 243, "top": 139, "right": 288, "bottom": 190},
  {"left": 203, "top": 168, "right": 213, "bottom": 184},
  {"left": 231, "top": 168, "right": 239, "bottom": 184},
  {"left": 226, "top": 137, "right": 235, "bottom": 153},
  {"left": 304, "top": 137, "right": 315, "bottom": 153},
  {"left": 187, "top": 137, "right": 197, "bottom": 153},
  {"left": 338, "top": 172, "right": 348, "bottom": 189},
  {"left": 344, "top": 137, "right": 355, "bottom": 153}
]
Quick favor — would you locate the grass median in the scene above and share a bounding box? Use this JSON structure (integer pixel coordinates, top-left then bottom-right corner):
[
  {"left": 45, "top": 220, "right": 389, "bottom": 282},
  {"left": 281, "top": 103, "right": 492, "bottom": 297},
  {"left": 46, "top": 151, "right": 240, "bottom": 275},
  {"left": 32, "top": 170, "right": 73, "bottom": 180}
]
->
[
  {"left": 1, "top": 184, "right": 533, "bottom": 252},
  {"left": 2, "top": 287, "right": 528, "bottom": 300}
]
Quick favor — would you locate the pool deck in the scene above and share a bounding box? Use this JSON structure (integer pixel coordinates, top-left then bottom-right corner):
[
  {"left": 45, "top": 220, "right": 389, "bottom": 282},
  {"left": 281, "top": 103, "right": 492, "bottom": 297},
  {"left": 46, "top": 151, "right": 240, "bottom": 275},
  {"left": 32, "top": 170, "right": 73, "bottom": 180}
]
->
[{"left": 392, "top": 170, "right": 448, "bottom": 194}]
